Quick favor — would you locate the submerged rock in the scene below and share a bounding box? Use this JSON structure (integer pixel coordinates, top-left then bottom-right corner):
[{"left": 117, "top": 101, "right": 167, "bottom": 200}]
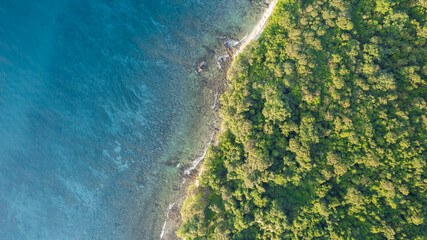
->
[
  {"left": 216, "top": 54, "right": 229, "bottom": 69},
  {"left": 195, "top": 61, "right": 208, "bottom": 74}
]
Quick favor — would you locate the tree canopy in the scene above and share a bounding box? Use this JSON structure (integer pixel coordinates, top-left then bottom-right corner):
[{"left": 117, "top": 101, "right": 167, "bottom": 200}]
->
[{"left": 178, "top": 0, "right": 426, "bottom": 239}]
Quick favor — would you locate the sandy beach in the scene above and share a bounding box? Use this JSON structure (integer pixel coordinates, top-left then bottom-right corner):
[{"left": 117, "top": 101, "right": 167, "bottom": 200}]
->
[{"left": 236, "top": 0, "right": 278, "bottom": 54}]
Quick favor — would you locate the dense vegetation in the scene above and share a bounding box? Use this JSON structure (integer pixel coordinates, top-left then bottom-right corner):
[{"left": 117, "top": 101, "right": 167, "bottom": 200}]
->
[{"left": 178, "top": 0, "right": 426, "bottom": 239}]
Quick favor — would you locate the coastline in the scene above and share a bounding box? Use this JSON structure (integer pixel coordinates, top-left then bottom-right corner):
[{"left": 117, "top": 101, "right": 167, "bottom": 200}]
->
[
  {"left": 160, "top": 0, "right": 279, "bottom": 239},
  {"left": 235, "top": 0, "right": 277, "bottom": 55},
  {"left": 182, "top": 0, "right": 279, "bottom": 183},
  {"left": 167, "top": 0, "right": 427, "bottom": 238}
]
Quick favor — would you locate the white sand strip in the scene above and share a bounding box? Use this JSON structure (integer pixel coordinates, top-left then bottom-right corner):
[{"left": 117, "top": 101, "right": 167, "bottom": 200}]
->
[{"left": 236, "top": 0, "right": 278, "bottom": 55}]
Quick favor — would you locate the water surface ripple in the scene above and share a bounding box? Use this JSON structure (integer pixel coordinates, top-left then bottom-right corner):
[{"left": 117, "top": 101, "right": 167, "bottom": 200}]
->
[{"left": 0, "top": 0, "right": 258, "bottom": 239}]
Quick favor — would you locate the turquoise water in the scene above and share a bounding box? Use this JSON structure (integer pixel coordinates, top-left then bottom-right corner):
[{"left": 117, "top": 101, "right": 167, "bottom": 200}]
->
[{"left": 0, "top": 0, "right": 260, "bottom": 239}]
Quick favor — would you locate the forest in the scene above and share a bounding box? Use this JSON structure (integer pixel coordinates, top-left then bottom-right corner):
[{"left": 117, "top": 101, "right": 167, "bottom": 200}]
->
[{"left": 178, "top": 0, "right": 426, "bottom": 239}]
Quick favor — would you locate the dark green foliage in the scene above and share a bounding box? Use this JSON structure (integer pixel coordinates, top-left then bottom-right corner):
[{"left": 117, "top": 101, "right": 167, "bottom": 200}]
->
[{"left": 178, "top": 0, "right": 426, "bottom": 239}]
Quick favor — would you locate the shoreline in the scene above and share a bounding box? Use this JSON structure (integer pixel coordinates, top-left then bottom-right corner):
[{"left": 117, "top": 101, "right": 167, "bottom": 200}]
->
[
  {"left": 235, "top": 0, "right": 277, "bottom": 55},
  {"left": 159, "top": 0, "right": 279, "bottom": 239},
  {"left": 182, "top": 0, "right": 278, "bottom": 180}
]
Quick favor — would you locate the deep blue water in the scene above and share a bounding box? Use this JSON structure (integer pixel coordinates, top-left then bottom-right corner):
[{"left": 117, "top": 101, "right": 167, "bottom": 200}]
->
[{"left": 0, "top": 0, "right": 255, "bottom": 239}]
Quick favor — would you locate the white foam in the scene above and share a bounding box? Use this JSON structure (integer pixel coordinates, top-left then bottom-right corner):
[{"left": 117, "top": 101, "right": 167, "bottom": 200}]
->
[
  {"left": 159, "top": 220, "right": 167, "bottom": 239},
  {"left": 168, "top": 202, "right": 175, "bottom": 211},
  {"left": 212, "top": 92, "right": 218, "bottom": 109},
  {"left": 183, "top": 133, "right": 215, "bottom": 175},
  {"left": 160, "top": 202, "right": 176, "bottom": 239}
]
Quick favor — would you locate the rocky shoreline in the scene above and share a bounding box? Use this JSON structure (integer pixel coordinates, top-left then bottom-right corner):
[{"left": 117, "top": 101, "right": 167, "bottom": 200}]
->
[{"left": 159, "top": 1, "right": 278, "bottom": 238}]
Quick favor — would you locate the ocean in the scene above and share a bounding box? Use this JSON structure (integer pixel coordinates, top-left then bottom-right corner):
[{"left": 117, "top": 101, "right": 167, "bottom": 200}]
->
[{"left": 0, "top": 0, "right": 261, "bottom": 239}]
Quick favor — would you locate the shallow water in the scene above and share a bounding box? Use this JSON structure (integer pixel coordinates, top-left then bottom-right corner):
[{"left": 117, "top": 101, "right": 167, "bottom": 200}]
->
[{"left": 0, "top": 0, "right": 260, "bottom": 239}]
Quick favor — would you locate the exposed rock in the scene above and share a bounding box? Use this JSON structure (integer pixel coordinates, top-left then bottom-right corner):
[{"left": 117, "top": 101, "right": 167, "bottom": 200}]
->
[{"left": 224, "top": 40, "right": 238, "bottom": 57}]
